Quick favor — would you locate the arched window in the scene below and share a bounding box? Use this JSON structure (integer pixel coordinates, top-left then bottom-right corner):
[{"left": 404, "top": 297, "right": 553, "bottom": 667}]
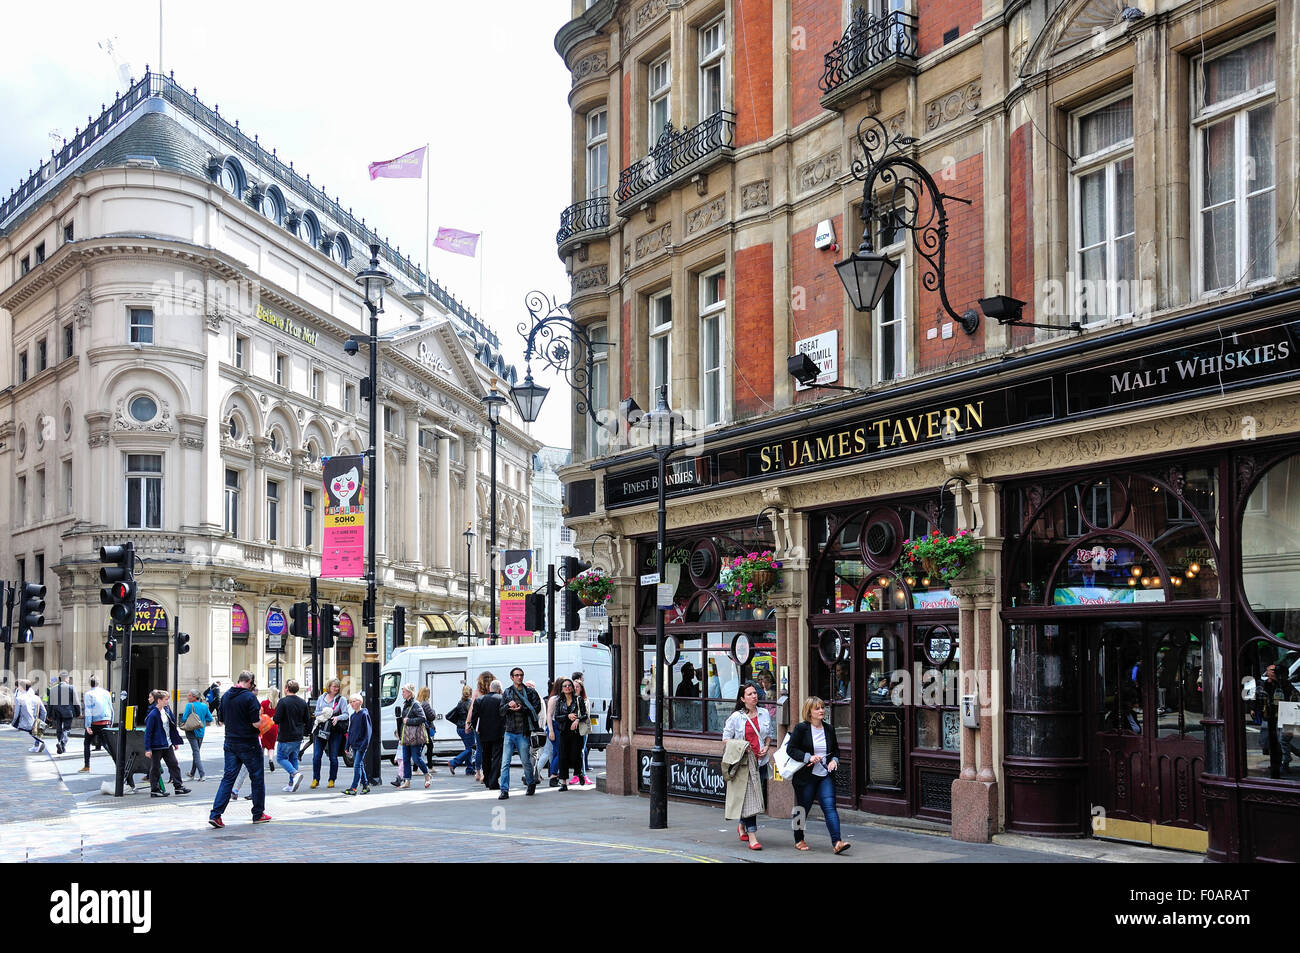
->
[
  {"left": 220, "top": 158, "right": 245, "bottom": 198},
  {"left": 294, "top": 210, "right": 319, "bottom": 246},
  {"left": 331, "top": 232, "right": 351, "bottom": 265},
  {"left": 260, "top": 186, "right": 284, "bottom": 225}
]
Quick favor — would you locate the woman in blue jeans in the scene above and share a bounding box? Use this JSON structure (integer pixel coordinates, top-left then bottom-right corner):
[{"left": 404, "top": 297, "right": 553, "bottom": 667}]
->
[
  {"left": 785, "top": 696, "right": 851, "bottom": 854},
  {"left": 447, "top": 686, "right": 476, "bottom": 774},
  {"left": 395, "top": 684, "right": 431, "bottom": 789},
  {"left": 310, "top": 679, "right": 348, "bottom": 789}
]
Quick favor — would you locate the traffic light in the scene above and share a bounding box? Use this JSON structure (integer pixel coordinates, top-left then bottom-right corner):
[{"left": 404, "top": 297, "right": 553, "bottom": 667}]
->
[
  {"left": 99, "top": 544, "right": 137, "bottom": 628},
  {"left": 105, "top": 636, "right": 117, "bottom": 662},
  {"left": 563, "top": 589, "right": 581, "bottom": 633},
  {"left": 322, "top": 603, "right": 341, "bottom": 650},
  {"left": 524, "top": 592, "right": 546, "bottom": 632},
  {"left": 393, "top": 606, "right": 406, "bottom": 648},
  {"left": 0, "top": 582, "right": 11, "bottom": 644},
  {"left": 175, "top": 630, "right": 190, "bottom": 656},
  {"left": 19, "top": 582, "right": 46, "bottom": 641},
  {"left": 289, "top": 602, "right": 311, "bottom": 640},
  {"left": 560, "top": 555, "right": 590, "bottom": 586}
]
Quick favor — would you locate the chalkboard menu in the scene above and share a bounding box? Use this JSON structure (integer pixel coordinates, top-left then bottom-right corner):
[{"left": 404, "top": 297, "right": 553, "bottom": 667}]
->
[
  {"left": 868, "top": 711, "right": 902, "bottom": 787},
  {"left": 637, "top": 749, "right": 728, "bottom": 803}
]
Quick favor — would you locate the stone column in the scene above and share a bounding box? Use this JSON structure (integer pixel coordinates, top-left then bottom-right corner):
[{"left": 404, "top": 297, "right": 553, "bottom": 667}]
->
[
  {"left": 201, "top": 311, "right": 225, "bottom": 530},
  {"left": 250, "top": 442, "right": 266, "bottom": 542},
  {"left": 404, "top": 406, "right": 421, "bottom": 565},
  {"left": 373, "top": 397, "right": 387, "bottom": 558},
  {"left": 604, "top": 608, "right": 634, "bottom": 796},
  {"left": 949, "top": 576, "right": 998, "bottom": 843},
  {"left": 462, "top": 434, "right": 479, "bottom": 577},
  {"left": 435, "top": 436, "right": 452, "bottom": 569}
]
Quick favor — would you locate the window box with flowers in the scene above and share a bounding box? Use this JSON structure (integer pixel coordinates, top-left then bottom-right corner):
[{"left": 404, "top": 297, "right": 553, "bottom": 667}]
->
[
  {"left": 568, "top": 569, "right": 615, "bottom": 606},
  {"left": 896, "top": 529, "right": 982, "bottom": 582},
  {"left": 717, "top": 551, "right": 783, "bottom": 607}
]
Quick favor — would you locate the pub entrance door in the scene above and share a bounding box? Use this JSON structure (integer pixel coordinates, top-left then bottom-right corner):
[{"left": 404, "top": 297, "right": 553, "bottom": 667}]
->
[{"left": 1083, "top": 619, "right": 1212, "bottom": 851}]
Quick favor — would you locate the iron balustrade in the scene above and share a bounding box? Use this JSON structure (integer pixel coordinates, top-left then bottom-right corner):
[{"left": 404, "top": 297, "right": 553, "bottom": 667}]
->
[
  {"left": 615, "top": 110, "right": 736, "bottom": 206},
  {"left": 1, "top": 71, "right": 499, "bottom": 350},
  {"left": 820, "top": 9, "right": 919, "bottom": 94},
  {"left": 556, "top": 196, "right": 611, "bottom": 246}
]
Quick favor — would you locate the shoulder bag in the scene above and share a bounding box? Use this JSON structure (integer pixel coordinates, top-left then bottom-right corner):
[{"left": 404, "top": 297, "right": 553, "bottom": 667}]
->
[
  {"left": 576, "top": 699, "right": 591, "bottom": 737},
  {"left": 401, "top": 708, "right": 429, "bottom": 748},
  {"left": 772, "top": 730, "right": 805, "bottom": 782},
  {"left": 181, "top": 705, "right": 204, "bottom": 733}
]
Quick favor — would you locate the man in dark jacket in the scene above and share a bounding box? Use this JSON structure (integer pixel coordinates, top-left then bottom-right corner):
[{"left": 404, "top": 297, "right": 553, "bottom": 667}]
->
[
  {"left": 498, "top": 668, "right": 542, "bottom": 799},
  {"left": 209, "top": 671, "right": 270, "bottom": 828},
  {"left": 144, "top": 689, "right": 190, "bottom": 798},
  {"left": 49, "top": 674, "right": 80, "bottom": 754},
  {"left": 273, "top": 679, "right": 309, "bottom": 792},
  {"left": 473, "top": 681, "right": 505, "bottom": 792}
]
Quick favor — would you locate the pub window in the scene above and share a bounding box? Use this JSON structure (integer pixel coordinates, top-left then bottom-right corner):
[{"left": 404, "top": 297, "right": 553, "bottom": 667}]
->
[
  {"left": 1239, "top": 637, "right": 1298, "bottom": 783},
  {"left": 1194, "top": 30, "right": 1276, "bottom": 293},
  {"left": 1071, "top": 93, "right": 1135, "bottom": 321},
  {"left": 125, "top": 453, "right": 163, "bottom": 529},
  {"left": 698, "top": 269, "right": 726, "bottom": 427}
]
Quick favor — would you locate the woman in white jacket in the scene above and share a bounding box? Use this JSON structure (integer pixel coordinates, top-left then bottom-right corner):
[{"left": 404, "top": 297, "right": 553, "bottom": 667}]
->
[{"left": 722, "top": 681, "right": 773, "bottom": 850}]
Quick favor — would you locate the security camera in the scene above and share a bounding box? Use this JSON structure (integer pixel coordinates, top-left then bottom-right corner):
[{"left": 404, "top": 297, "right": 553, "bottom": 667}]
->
[{"left": 344, "top": 337, "right": 360, "bottom": 356}]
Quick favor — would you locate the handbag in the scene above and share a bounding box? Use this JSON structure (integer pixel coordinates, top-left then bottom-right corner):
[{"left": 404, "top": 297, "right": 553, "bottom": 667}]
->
[
  {"left": 257, "top": 712, "right": 275, "bottom": 736},
  {"left": 181, "top": 707, "right": 204, "bottom": 733},
  {"left": 401, "top": 721, "right": 429, "bottom": 747},
  {"left": 772, "top": 732, "right": 803, "bottom": 782},
  {"left": 577, "top": 701, "right": 591, "bottom": 737}
]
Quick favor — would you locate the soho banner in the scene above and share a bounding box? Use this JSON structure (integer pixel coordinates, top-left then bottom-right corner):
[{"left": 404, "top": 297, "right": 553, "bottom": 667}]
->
[
  {"left": 499, "top": 550, "right": 533, "bottom": 641},
  {"left": 321, "top": 455, "right": 366, "bottom": 578}
]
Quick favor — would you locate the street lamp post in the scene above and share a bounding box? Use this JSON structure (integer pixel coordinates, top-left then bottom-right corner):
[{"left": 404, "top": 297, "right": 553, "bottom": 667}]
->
[
  {"left": 643, "top": 385, "right": 677, "bottom": 830},
  {"left": 463, "top": 525, "right": 475, "bottom": 643},
  {"left": 354, "top": 241, "right": 392, "bottom": 786},
  {"left": 481, "top": 382, "right": 508, "bottom": 644}
]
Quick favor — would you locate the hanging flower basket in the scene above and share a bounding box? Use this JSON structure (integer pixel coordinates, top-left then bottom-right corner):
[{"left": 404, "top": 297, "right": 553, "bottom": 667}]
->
[
  {"left": 567, "top": 570, "right": 614, "bottom": 607},
  {"left": 717, "top": 551, "right": 782, "bottom": 606},
  {"left": 897, "top": 530, "right": 982, "bottom": 583}
]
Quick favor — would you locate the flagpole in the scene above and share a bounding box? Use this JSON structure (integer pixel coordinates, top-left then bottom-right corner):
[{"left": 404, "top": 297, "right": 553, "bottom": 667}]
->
[
  {"left": 479, "top": 229, "right": 485, "bottom": 318},
  {"left": 424, "top": 142, "right": 431, "bottom": 283}
]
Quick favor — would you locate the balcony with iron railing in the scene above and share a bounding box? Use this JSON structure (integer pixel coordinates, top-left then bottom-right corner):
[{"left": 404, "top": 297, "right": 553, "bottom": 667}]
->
[
  {"left": 615, "top": 110, "right": 736, "bottom": 210},
  {"left": 0, "top": 69, "right": 499, "bottom": 350},
  {"left": 819, "top": 9, "right": 919, "bottom": 111},
  {"left": 556, "top": 196, "right": 610, "bottom": 254}
]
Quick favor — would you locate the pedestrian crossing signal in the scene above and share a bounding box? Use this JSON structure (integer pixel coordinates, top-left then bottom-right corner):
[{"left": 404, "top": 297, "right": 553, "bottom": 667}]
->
[
  {"left": 175, "top": 631, "right": 191, "bottom": 656},
  {"left": 20, "top": 582, "right": 46, "bottom": 641}
]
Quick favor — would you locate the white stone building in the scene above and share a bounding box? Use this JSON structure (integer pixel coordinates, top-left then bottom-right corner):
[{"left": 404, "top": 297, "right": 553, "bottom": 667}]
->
[{"left": 0, "top": 71, "right": 538, "bottom": 707}]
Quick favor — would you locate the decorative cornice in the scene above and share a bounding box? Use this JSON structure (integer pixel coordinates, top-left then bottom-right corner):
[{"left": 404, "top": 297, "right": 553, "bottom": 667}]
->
[
  {"left": 571, "top": 50, "right": 609, "bottom": 86},
  {"left": 796, "top": 151, "right": 843, "bottom": 194},
  {"left": 572, "top": 264, "right": 609, "bottom": 292},
  {"left": 634, "top": 223, "right": 672, "bottom": 260},
  {"left": 925, "top": 82, "right": 982, "bottom": 132},
  {"left": 685, "top": 196, "right": 726, "bottom": 237}
]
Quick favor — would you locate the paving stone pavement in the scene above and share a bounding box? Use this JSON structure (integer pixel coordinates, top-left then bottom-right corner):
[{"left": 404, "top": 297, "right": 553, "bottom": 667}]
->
[{"left": 0, "top": 726, "right": 1199, "bottom": 863}]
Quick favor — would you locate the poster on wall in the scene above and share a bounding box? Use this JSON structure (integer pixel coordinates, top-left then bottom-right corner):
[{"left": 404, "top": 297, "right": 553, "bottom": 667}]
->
[
  {"left": 231, "top": 604, "right": 249, "bottom": 636},
  {"left": 321, "top": 455, "right": 366, "bottom": 578},
  {"left": 132, "top": 598, "right": 169, "bottom": 635},
  {"left": 498, "top": 549, "right": 533, "bottom": 642}
]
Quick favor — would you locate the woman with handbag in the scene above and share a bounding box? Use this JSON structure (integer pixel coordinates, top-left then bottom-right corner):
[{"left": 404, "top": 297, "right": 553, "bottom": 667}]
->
[
  {"left": 311, "top": 679, "right": 348, "bottom": 789},
  {"left": 396, "top": 684, "right": 432, "bottom": 789},
  {"left": 260, "top": 689, "right": 280, "bottom": 774},
  {"left": 785, "top": 696, "right": 850, "bottom": 854},
  {"left": 416, "top": 686, "right": 439, "bottom": 775},
  {"left": 722, "top": 681, "right": 774, "bottom": 850},
  {"left": 180, "top": 690, "right": 213, "bottom": 781},
  {"left": 554, "top": 678, "right": 589, "bottom": 790}
]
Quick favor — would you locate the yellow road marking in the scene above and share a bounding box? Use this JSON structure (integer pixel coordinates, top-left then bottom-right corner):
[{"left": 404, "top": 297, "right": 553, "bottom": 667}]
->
[{"left": 272, "top": 819, "right": 720, "bottom": 862}]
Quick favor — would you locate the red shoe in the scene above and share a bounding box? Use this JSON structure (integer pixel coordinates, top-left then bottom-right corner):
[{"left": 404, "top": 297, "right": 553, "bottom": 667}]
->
[
  {"left": 737, "top": 823, "right": 749, "bottom": 842},
  {"left": 749, "top": 840, "right": 763, "bottom": 851},
  {"left": 208, "top": 816, "right": 224, "bottom": 829},
  {"left": 252, "top": 813, "right": 272, "bottom": 824}
]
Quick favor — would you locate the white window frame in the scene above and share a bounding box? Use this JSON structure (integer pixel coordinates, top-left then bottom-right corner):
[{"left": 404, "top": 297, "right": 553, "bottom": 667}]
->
[
  {"left": 303, "top": 488, "right": 316, "bottom": 550},
  {"left": 698, "top": 268, "right": 727, "bottom": 427},
  {"left": 35, "top": 467, "right": 45, "bottom": 521},
  {"left": 234, "top": 335, "right": 247, "bottom": 370},
  {"left": 873, "top": 207, "right": 908, "bottom": 383},
  {"left": 649, "top": 54, "right": 671, "bottom": 142},
  {"left": 125, "top": 453, "right": 163, "bottom": 530},
  {"left": 312, "top": 370, "right": 322, "bottom": 401},
  {"left": 129, "top": 307, "right": 154, "bottom": 345},
  {"left": 275, "top": 353, "right": 286, "bottom": 387},
  {"left": 267, "top": 479, "right": 281, "bottom": 544},
  {"left": 1192, "top": 28, "right": 1276, "bottom": 296},
  {"left": 62, "top": 458, "right": 72, "bottom": 514},
  {"left": 1070, "top": 90, "right": 1136, "bottom": 324},
  {"left": 698, "top": 17, "right": 725, "bottom": 120},
  {"left": 649, "top": 290, "right": 673, "bottom": 406},
  {"left": 344, "top": 383, "right": 355, "bottom": 414},
  {"left": 224, "top": 468, "right": 241, "bottom": 537},
  {"left": 587, "top": 323, "right": 610, "bottom": 454},
  {"left": 586, "top": 109, "right": 609, "bottom": 200},
  {"left": 16, "top": 475, "right": 26, "bottom": 525}
]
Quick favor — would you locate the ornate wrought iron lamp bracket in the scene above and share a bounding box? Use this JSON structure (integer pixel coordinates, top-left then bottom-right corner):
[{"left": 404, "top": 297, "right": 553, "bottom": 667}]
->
[
  {"left": 517, "top": 291, "right": 612, "bottom": 424},
  {"left": 849, "top": 116, "right": 980, "bottom": 335}
]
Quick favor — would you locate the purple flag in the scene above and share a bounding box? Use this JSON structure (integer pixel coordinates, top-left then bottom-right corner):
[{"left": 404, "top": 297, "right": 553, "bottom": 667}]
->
[
  {"left": 368, "top": 146, "right": 426, "bottom": 180},
  {"left": 433, "top": 227, "right": 480, "bottom": 257}
]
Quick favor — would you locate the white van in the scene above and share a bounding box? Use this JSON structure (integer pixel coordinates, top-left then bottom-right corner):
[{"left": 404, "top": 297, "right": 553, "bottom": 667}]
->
[{"left": 378, "top": 642, "right": 613, "bottom": 760}]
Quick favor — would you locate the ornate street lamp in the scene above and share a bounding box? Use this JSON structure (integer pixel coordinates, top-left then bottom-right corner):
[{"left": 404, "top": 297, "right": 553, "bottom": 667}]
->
[
  {"left": 836, "top": 116, "right": 980, "bottom": 335},
  {"left": 512, "top": 291, "right": 610, "bottom": 425},
  {"left": 481, "top": 380, "right": 508, "bottom": 644},
  {"left": 351, "top": 240, "right": 392, "bottom": 786}
]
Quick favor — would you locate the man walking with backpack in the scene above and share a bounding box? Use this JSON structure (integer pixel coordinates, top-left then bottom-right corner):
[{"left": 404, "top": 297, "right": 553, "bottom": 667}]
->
[
  {"left": 208, "top": 671, "right": 271, "bottom": 828},
  {"left": 498, "top": 667, "right": 541, "bottom": 800}
]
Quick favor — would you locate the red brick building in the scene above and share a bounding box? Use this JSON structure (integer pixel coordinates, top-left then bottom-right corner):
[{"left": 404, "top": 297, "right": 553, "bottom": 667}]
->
[{"left": 552, "top": 0, "right": 1300, "bottom": 862}]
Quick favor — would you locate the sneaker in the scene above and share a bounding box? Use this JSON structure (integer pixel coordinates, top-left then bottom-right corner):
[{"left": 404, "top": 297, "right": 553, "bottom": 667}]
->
[
  {"left": 526, "top": 783, "right": 536, "bottom": 796},
  {"left": 77, "top": 766, "right": 90, "bottom": 773},
  {"left": 187, "top": 769, "right": 195, "bottom": 779},
  {"left": 560, "top": 783, "right": 568, "bottom": 791},
  {"left": 282, "top": 784, "right": 295, "bottom": 793},
  {"left": 291, "top": 772, "right": 304, "bottom": 792},
  {"left": 327, "top": 780, "right": 335, "bottom": 789},
  {"left": 310, "top": 779, "right": 319, "bottom": 789},
  {"left": 549, "top": 777, "right": 560, "bottom": 788},
  {"left": 578, "top": 776, "right": 589, "bottom": 786},
  {"left": 197, "top": 774, "right": 207, "bottom": 782},
  {"left": 498, "top": 791, "right": 509, "bottom": 800},
  {"left": 342, "top": 788, "right": 357, "bottom": 796},
  {"left": 36, "top": 740, "right": 46, "bottom": 753},
  {"left": 57, "top": 743, "right": 66, "bottom": 754},
  {"left": 360, "top": 786, "right": 371, "bottom": 795},
  {"left": 174, "top": 786, "right": 192, "bottom": 796},
  {"left": 208, "top": 816, "right": 224, "bottom": 829},
  {"left": 390, "top": 778, "right": 403, "bottom": 788},
  {"left": 268, "top": 760, "right": 275, "bottom": 772},
  {"left": 243, "top": 794, "right": 254, "bottom": 800},
  {"left": 151, "top": 789, "right": 170, "bottom": 798},
  {"left": 252, "top": 813, "right": 272, "bottom": 824}
]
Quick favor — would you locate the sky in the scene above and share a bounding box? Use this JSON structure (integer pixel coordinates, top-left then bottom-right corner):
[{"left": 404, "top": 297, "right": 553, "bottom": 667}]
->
[{"left": 0, "top": 0, "right": 577, "bottom": 449}]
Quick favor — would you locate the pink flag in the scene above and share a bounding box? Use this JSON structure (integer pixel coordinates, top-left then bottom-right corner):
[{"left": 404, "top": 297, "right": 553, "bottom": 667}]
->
[
  {"left": 433, "top": 227, "right": 480, "bottom": 257},
  {"left": 368, "top": 146, "right": 426, "bottom": 180}
]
